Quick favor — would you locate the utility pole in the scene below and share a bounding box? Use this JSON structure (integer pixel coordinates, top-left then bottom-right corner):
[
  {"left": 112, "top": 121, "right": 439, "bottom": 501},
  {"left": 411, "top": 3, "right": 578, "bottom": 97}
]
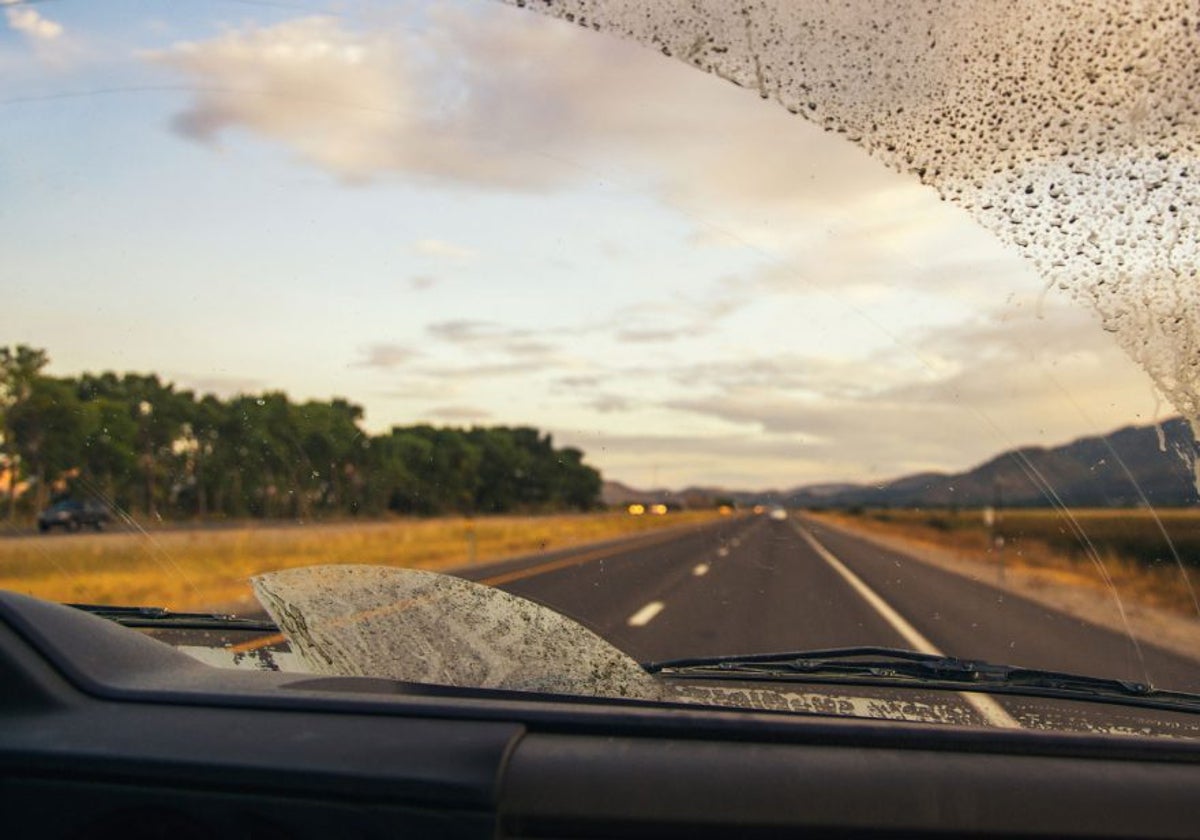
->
[
  {"left": 985, "top": 479, "right": 1005, "bottom": 582},
  {"left": 139, "top": 401, "right": 156, "bottom": 519}
]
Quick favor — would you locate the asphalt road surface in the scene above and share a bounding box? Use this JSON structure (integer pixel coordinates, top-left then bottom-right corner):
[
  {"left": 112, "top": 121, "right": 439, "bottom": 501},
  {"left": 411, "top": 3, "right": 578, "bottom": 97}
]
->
[{"left": 458, "top": 513, "right": 1200, "bottom": 695}]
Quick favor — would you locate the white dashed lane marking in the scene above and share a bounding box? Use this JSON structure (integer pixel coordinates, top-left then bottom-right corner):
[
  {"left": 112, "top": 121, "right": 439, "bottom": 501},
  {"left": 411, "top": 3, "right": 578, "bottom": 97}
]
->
[
  {"left": 627, "top": 601, "right": 665, "bottom": 627},
  {"left": 692, "top": 563, "right": 710, "bottom": 577}
]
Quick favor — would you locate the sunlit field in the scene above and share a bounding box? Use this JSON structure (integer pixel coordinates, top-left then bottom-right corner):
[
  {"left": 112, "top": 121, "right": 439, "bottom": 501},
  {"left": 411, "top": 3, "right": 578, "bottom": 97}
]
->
[
  {"left": 818, "top": 508, "right": 1200, "bottom": 616},
  {"left": 0, "top": 511, "right": 723, "bottom": 612}
]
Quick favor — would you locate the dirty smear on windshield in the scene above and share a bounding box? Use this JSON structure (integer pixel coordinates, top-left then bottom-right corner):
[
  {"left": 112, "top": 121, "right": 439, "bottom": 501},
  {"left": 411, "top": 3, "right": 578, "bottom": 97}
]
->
[
  {"left": 253, "top": 565, "right": 665, "bottom": 699},
  {"left": 505, "top": 0, "right": 1200, "bottom": 478}
]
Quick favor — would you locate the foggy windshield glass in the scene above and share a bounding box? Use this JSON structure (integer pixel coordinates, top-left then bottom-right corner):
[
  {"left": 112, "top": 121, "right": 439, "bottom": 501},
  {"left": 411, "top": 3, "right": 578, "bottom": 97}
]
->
[{"left": 1, "top": 0, "right": 1198, "bottom": 724}]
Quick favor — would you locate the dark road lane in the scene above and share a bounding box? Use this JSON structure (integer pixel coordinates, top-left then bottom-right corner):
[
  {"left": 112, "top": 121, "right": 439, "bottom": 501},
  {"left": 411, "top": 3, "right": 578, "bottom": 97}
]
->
[
  {"left": 500, "top": 515, "right": 910, "bottom": 663},
  {"left": 472, "top": 513, "right": 1199, "bottom": 695}
]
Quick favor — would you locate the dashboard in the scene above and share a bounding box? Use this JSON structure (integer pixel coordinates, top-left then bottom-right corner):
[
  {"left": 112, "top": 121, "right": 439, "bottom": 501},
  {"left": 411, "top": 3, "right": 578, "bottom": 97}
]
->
[{"left": 3, "top": 590, "right": 1199, "bottom": 839}]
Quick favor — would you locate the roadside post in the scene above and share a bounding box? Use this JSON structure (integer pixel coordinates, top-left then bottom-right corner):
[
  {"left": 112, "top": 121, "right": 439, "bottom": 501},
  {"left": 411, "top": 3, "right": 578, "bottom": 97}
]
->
[
  {"left": 983, "top": 505, "right": 1005, "bottom": 582},
  {"left": 466, "top": 516, "right": 477, "bottom": 565}
]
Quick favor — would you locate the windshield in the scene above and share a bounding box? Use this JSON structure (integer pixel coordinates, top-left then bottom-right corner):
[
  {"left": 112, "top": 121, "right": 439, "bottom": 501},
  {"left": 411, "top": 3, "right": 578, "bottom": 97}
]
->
[{"left": 2, "top": 0, "right": 1198, "bottom": 733}]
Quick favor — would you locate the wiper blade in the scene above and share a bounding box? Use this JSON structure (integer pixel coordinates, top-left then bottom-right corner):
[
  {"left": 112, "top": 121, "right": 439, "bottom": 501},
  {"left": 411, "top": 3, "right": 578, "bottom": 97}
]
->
[
  {"left": 647, "top": 646, "right": 1200, "bottom": 714},
  {"left": 68, "top": 603, "right": 278, "bottom": 632}
]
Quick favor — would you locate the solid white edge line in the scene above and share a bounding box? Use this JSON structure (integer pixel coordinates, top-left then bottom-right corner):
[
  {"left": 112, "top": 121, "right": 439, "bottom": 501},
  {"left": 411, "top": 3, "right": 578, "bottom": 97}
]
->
[
  {"left": 794, "top": 524, "right": 1021, "bottom": 730},
  {"left": 627, "top": 600, "right": 665, "bottom": 627}
]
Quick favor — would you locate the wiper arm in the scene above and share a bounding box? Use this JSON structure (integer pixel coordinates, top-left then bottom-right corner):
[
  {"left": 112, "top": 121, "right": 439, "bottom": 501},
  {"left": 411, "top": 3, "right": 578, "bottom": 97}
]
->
[
  {"left": 647, "top": 646, "right": 1200, "bottom": 714},
  {"left": 68, "top": 603, "right": 278, "bottom": 632}
]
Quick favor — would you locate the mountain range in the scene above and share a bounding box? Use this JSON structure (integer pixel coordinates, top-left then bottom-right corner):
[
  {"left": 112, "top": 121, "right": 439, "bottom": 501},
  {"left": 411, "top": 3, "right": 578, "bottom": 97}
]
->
[{"left": 603, "top": 417, "right": 1199, "bottom": 509}]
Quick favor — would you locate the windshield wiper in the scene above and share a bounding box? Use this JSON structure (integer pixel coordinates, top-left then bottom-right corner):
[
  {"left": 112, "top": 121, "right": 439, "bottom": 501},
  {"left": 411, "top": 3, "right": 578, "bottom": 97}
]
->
[
  {"left": 647, "top": 646, "right": 1200, "bottom": 715},
  {"left": 68, "top": 603, "right": 278, "bottom": 632}
]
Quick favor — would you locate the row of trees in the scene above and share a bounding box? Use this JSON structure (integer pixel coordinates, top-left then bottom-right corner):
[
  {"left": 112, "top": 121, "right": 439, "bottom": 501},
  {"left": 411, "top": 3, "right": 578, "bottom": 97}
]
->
[{"left": 0, "top": 346, "right": 602, "bottom": 520}]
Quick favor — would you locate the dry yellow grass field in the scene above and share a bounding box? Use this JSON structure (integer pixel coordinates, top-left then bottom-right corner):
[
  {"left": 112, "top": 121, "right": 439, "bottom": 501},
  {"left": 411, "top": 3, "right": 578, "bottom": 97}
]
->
[
  {"left": 815, "top": 508, "right": 1200, "bottom": 617},
  {"left": 0, "top": 511, "right": 723, "bottom": 612}
]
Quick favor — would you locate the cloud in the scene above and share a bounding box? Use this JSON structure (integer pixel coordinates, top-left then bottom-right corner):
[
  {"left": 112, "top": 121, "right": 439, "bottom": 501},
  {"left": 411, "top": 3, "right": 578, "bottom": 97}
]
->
[
  {"left": 144, "top": 7, "right": 896, "bottom": 208},
  {"left": 426, "top": 320, "right": 501, "bottom": 344},
  {"left": 145, "top": 13, "right": 610, "bottom": 189},
  {"left": 2, "top": 1, "right": 79, "bottom": 68},
  {"left": 144, "top": 17, "right": 419, "bottom": 181},
  {"left": 504, "top": 339, "right": 557, "bottom": 357},
  {"left": 354, "top": 343, "right": 420, "bottom": 369},
  {"left": 5, "top": 6, "right": 63, "bottom": 42},
  {"left": 731, "top": 183, "right": 1036, "bottom": 304},
  {"left": 552, "top": 429, "right": 856, "bottom": 489},
  {"left": 616, "top": 327, "right": 698, "bottom": 344},
  {"left": 376, "top": 380, "right": 460, "bottom": 401},
  {"left": 409, "top": 274, "right": 437, "bottom": 290},
  {"left": 608, "top": 294, "right": 746, "bottom": 345},
  {"left": 556, "top": 374, "right": 604, "bottom": 389},
  {"left": 170, "top": 372, "right": 265, "bottom": 398},
  {"left": 588, "top": 394, "right": 631, "bottom": 413},
  {"left": 878, "top": 300, "right": 1153, "bottom": 413},
  {"left": 421, "top": 360, "right": 537, "bottom": 380},
  {"left": 425, "top": 319, "right": 559, "bottom": 360},
  {"left": 424, "top": 404, "right": 492, "bottom": 421},
  {"left": 654, "top": 297, "right": 1159, "bottom": 480},
  {"left": 412, "top": 239, "right": 475, "bottom": 261}
]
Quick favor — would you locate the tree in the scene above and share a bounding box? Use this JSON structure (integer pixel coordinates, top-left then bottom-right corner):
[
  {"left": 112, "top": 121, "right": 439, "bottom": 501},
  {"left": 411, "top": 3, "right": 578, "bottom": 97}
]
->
[
  {"left": 8, "top": 377, "right": 85, "bottom": 512},
  {"left": 79, "top": 396, "right": 138, "bottom": 509},
  {"left": 0, "top": 345, "right": 49, "bottom": 519},
  {"left": 0, "top": 348, "right": 604, "bottom": 521}
]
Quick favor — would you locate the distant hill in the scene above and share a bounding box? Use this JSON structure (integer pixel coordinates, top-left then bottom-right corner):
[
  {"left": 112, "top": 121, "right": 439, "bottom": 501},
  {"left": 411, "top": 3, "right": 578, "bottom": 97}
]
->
[
  {"left": 786, "top": 418, "right": 1198, "bottom": 508},
  {"left": 600, "top": 480, "right": 652, "bottom": 506},
  {"left": 600, "top": 481, "right": 750, "bottom": 508},
  {"left": 607, "top": 418, "right": 1199, "bottom": 509}
]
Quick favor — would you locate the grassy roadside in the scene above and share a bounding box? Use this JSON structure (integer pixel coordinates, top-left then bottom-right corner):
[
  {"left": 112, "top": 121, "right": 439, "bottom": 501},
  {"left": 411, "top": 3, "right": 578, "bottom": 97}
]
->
[
  {"left": 811, "top": 508, "right": 1200, "bottom": 617},
  {"left": 0, "top": 511, "right": 725, "bottom": 612}
]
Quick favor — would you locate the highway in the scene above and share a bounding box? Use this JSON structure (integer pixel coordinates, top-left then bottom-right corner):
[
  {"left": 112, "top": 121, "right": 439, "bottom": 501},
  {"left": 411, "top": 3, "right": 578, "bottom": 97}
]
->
[{"left": 459, "top": 513, "right": 1200, "bottom": 695}]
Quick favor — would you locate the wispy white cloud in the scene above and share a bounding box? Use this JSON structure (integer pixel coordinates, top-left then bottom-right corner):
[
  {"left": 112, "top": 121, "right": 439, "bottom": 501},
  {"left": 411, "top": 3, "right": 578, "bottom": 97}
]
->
[
  {"left": 170, "top": 372, "right": 265, "bottom": 398},
  {"left": 143, "top": 7, "right": 894, "bottom": 208},
  {"left": 653, "top": 297, "right": 1158, "bottom": 481},
  {"left": 424, "top": 404, "right": 492, "bottom": 421},
  {"left": 354, "top": 343, "right": 420, "bottom": 369},
  {"left": 412, "top": 238, "right": 475, "bottom": 261},
  {"left": 2, "top": 1, "right": 80, "bottom": 69},
  {"left": 588, "top": 394, "right": 632, "bottom": 413},
  {"left": 5, "top": 5, "right": 63, "bottom": 42}
]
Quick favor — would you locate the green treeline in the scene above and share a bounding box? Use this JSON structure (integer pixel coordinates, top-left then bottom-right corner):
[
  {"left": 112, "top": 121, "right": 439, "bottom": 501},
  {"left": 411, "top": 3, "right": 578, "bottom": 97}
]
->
[{"left": 0, "top": 346, "right": 601, "bottom": 520}]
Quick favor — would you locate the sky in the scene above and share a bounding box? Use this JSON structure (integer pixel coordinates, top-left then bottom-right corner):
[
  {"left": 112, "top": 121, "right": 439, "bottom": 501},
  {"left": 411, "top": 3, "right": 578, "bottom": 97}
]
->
[{"left": 0, "top": 0, "right": 1172, "bottom": 490}]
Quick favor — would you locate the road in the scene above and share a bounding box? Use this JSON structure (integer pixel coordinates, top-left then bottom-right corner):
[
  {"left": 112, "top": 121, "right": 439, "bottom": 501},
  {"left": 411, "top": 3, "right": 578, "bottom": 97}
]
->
[{"left": 458, "top": 513, "right": 1200, "bottom": 695}]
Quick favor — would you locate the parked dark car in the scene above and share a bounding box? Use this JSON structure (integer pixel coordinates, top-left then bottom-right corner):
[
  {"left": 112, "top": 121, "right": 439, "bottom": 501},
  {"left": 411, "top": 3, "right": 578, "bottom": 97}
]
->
[{"left": 37, "top": 500, "right": 111, "bottom": 533}]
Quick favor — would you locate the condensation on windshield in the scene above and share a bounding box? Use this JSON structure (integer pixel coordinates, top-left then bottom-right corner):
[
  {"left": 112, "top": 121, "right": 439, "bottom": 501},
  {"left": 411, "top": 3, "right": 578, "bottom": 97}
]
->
[{"left": 505, "top": 0, "right": 1200, "bottom": 475}]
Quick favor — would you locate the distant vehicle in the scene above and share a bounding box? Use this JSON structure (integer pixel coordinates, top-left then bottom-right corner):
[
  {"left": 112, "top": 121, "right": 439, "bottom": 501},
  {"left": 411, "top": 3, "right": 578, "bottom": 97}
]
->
[
  {"left": 37, "top": 499, "right": 111, "bottom": 533},
  {"left": 768, "top": 506, "right": 788, "bottom": 521}
]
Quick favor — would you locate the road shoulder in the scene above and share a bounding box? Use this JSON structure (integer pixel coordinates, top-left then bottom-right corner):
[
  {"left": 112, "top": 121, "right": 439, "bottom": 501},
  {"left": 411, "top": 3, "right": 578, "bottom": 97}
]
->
[{"left": 801, "top": 513, "right": 1200, "bottom": 665}]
